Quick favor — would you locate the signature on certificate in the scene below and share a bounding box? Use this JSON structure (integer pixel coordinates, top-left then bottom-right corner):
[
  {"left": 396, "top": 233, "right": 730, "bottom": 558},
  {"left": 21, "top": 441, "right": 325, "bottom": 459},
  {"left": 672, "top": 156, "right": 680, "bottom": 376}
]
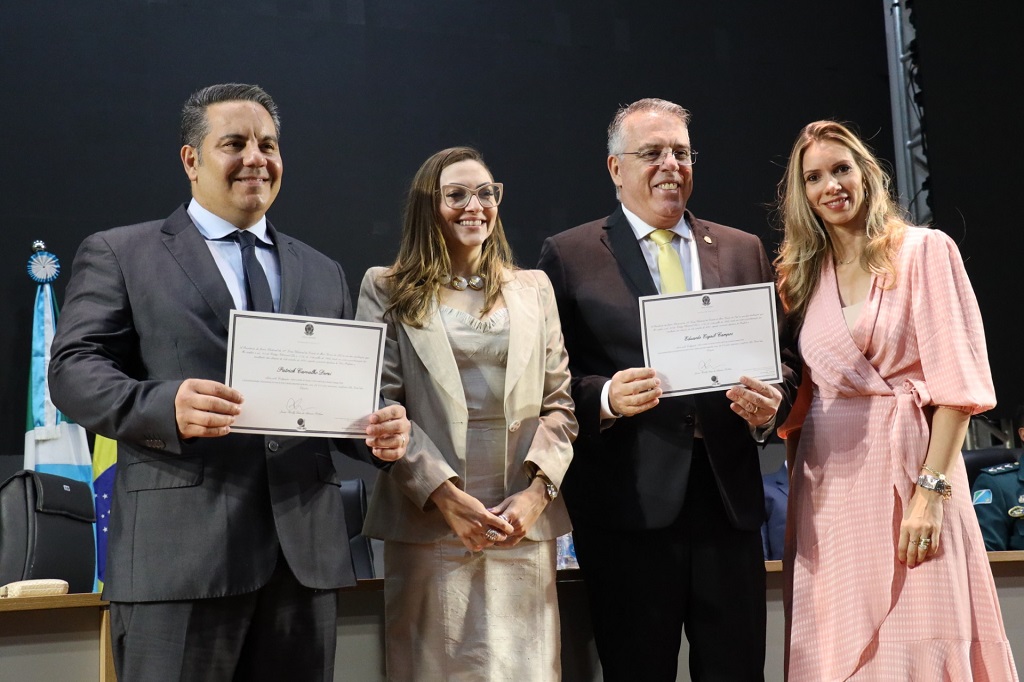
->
[
  {"left": 284, "top": 398, "right": 324, "bottom": 416},
  {"left": 698, "top": 360, "right": 726, "bottom": 372}
]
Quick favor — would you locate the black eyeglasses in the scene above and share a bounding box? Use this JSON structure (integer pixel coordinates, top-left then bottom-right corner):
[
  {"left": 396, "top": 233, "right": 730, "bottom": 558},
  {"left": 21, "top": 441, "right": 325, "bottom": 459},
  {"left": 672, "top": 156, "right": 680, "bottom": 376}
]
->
[
  {"left": 438, "top": 183, "right": 504, "bottom": 209},
  {"left": 620, "top": 148, "right": 698, "bottom": 167}
]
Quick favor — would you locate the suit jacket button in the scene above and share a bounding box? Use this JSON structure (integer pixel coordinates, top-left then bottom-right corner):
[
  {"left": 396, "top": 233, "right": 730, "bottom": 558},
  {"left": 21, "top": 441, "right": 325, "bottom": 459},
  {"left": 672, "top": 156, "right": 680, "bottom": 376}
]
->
[
  {"left": 683, "top": 415, "right": 695, "bottom": 426},
  {"left": 268, "top": 441, "right": 280, "bottom": 452},
  {"left": 508, "top": 420, "right": 521, "bottom": 432}
]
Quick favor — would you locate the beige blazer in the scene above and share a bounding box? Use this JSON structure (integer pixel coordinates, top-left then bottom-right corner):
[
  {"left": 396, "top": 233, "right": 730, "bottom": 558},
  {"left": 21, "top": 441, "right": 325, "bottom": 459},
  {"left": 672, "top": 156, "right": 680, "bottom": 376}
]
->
[{"left": 355, "top": 267, "right": 577, "bottom": 543}]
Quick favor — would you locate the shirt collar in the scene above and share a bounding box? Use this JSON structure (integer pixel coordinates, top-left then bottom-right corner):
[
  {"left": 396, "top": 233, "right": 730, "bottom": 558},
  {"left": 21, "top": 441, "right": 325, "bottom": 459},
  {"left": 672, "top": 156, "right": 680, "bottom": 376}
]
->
[
  {"left": 187, "top": 198, "right": 272, "bottom": 245},
  {"left": 620, "top": 204, "right": 692, "bottom": 243}
]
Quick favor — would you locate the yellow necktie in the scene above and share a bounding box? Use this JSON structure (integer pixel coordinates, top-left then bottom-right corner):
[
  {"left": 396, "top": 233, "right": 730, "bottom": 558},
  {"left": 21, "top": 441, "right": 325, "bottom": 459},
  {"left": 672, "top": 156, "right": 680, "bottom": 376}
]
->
[{"left": 649, "top": 229, "right": 687, "bottom": 293}]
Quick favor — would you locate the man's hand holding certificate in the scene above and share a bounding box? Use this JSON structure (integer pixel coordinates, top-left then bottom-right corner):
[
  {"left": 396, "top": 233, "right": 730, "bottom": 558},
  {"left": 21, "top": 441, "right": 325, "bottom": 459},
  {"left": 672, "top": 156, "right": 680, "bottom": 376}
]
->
[
  {"left": 639, "top": 282, "right": 783, "bottom": 397},
  {"left": 225, "top": 311, "right": 387, "bottom": 438}
]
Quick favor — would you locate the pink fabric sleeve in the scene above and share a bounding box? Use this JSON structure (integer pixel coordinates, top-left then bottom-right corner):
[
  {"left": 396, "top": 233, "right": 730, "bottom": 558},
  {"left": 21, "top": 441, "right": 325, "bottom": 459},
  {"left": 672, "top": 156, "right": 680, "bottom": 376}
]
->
[{"left": 909, "top": 229, "right": 996, "bottom": 414}]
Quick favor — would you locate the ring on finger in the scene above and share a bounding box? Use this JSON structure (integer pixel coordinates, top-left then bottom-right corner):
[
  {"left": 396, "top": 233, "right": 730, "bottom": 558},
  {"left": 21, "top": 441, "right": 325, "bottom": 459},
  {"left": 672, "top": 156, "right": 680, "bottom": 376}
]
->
[
  {"left": 398, "top": 433, "right": 407, "bottom": 446},
  {"left": 485, "top": 528, "right": 500, "bottom": 542},
  {"left": 751, "top": 404, "right": 759, "bottom": 414}
]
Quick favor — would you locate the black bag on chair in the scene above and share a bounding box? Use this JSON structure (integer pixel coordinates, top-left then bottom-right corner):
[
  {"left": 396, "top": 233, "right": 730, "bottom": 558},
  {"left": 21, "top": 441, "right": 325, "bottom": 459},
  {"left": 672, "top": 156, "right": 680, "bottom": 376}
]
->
[{"left": 0, "top": 470, "right": 96, "bottom": 593}]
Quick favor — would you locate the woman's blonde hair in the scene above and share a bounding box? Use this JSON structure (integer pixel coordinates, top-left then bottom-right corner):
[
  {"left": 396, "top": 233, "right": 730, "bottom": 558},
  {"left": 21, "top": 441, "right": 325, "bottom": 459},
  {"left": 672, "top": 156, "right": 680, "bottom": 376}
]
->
[
  {"left": 775, "top": 120, "right": 908, "bottom": 329},
  {"left": 385, "top": 146, "right": 515, "bottom": 327}
]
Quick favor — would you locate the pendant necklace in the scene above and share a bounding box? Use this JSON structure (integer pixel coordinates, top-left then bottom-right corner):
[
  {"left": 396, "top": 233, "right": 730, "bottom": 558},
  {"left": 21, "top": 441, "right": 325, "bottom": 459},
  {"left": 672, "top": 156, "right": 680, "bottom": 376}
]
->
[{"left": 440, "top": 273, "right": 485, "bottom": 291}]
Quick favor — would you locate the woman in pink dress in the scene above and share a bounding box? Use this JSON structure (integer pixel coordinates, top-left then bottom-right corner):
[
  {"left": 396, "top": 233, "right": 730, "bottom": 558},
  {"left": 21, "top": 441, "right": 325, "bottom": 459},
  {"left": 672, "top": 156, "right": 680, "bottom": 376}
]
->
[{"left": 775, "top": 120, "right": 1018, "bottom": 680}]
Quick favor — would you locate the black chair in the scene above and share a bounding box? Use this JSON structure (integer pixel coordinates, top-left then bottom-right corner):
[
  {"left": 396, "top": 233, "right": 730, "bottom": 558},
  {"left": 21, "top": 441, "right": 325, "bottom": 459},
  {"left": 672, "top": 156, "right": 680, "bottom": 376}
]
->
[
  {"left": 0, "top": 456, "right": 22, "bottom": 486},
  {"left": 0, "top": 470, "right": 96, "bottom": 593},
  {"left": 963, "top": 448, "right": 1023, "bottom": 489},
  {"left": 340, "top": 479, "right": 375, "bottom": 580}
]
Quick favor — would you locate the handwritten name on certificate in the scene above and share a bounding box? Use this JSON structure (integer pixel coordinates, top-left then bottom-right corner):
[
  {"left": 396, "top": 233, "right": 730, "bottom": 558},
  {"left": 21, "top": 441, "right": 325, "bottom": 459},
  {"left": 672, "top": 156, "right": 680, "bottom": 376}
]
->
[
  {"left": 639, "top": 282, "right": 783, "bottom": 396},
  {"left": 225, "top": 311, "right": 386, "bottom": 438}
]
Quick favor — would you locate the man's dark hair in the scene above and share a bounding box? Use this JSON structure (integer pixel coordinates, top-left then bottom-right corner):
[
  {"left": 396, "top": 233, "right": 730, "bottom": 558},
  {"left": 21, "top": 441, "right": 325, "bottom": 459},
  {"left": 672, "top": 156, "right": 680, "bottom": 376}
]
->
[
  {"left": 180, "top": 83, "right": 280, "bottom": 157},
  {"left": 1015, "top": 403, "right": 1024, "bottom": 438}
]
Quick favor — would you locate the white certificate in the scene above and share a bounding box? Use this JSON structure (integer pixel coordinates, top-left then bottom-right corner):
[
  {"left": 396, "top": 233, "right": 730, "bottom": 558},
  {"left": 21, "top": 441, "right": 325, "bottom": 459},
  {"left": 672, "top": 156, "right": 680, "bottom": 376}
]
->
[
  {"left": 224, "top": 311, "right": 386, "bottom": 438},
  {"left": 639, "top": 282, "right": 783, "bottom": 396}
]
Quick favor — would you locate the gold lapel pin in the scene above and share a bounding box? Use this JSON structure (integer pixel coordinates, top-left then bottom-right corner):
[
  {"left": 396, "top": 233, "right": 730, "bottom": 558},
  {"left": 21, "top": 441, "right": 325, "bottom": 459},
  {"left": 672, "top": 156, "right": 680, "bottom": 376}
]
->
[{"left": 703, "top": 235, "right": 713, "bottom": 244}]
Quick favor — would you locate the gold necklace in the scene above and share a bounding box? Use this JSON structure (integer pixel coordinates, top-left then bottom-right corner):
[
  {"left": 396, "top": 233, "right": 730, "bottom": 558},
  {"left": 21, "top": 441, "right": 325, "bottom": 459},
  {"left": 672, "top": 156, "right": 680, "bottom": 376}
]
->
[
  {"left": 836, "top": 249, "right": 861, "bottom": 265},
  {"left": 440, "top": 273, "right": 485, "bottom": 291}
]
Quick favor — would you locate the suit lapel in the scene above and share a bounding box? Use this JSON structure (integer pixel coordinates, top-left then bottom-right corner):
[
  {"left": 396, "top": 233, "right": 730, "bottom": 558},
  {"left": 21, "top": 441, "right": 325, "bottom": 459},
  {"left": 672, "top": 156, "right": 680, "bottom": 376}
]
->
[
  {"left": 503, "top": 274, "right": 538, "bottom": 401},
  {"left": 404, "top": 303, "right": 467, "bottom": 409},
  {"left": 604, "top": 207, "right": 658, "bottom": 298},
  {"left": 690, "top": 212, "right": 721, "bottom": 290},
  {"left": 271, "top": 222, "right": 303, "bottom": 315},
  {"left": 161, "top": 205, "right": 236, "bottom": 332}
]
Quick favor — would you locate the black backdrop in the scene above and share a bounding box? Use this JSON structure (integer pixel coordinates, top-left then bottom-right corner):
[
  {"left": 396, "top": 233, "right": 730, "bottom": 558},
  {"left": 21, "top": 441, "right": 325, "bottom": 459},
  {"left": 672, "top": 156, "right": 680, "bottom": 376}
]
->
[
  {"left": 911, "top": 0, "right": 1024, "bottom": 427},
  {"left": 2, "top": 1, "right": 897, "bottom": 448}
]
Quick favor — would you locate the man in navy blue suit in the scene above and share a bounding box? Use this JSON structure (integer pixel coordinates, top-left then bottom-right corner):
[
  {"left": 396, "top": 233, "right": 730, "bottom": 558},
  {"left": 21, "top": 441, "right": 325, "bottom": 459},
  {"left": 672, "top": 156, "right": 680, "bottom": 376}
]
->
[{"left": 761, "top": 461, "right": 788, "bottom": 560}]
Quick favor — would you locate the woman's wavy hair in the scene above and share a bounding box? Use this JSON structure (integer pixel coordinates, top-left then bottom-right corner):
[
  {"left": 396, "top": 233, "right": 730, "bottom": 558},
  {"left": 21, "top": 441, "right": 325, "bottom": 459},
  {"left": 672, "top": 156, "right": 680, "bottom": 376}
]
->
[
  {"left": 384, "top": 146, "right": 515, "bottom": 327},
  {"left": 774, "top": 120, "right": 909, "bottom": 330}
]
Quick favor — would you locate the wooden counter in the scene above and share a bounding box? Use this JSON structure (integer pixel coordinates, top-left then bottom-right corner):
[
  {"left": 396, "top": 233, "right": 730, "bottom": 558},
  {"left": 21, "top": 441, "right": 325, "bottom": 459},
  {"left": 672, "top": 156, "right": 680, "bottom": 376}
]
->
[{"left": 3, "top": 553, "right": 1022, "bottom": 681}]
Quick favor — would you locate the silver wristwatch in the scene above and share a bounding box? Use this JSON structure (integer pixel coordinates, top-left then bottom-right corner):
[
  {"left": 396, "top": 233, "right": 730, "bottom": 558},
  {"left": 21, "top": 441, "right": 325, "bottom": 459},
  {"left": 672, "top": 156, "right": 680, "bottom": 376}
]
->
[
  {"left": 536, "top": 473, "right": 558, "bottom": 501},
  {"left": 916, "top": 473, "right": 952, "bottom": 500}
]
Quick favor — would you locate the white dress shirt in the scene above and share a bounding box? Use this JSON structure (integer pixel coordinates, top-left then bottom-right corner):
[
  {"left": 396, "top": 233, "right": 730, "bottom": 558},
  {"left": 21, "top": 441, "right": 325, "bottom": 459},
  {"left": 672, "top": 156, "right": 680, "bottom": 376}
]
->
[{"left": 187, "top": 198, "right": 282, "bottom": 313}]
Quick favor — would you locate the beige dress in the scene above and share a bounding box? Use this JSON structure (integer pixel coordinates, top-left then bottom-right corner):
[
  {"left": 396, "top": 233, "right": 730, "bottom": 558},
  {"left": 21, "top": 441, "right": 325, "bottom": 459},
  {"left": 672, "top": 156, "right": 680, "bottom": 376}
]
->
[{"left": 383, "top": 305, "right": 560, "bottom": 682}]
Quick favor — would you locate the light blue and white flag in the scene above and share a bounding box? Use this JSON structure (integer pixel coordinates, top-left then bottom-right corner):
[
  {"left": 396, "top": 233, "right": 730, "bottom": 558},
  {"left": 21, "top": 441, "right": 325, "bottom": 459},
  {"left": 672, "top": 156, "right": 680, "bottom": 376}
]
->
[{"left": 23, "top": 242, "right": 92, "bottom": 484}]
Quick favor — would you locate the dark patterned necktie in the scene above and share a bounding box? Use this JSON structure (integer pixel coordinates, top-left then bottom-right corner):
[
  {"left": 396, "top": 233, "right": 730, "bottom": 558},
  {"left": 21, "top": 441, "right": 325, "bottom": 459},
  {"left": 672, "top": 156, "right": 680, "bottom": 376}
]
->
[{"left": 235, "top": 230, "right": 275, "bottom": 313}]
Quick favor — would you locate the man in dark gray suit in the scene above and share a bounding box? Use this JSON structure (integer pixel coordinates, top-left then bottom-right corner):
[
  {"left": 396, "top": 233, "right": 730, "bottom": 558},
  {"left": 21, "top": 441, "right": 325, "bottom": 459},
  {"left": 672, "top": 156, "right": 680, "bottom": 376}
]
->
[{"left": 49, "top": 83, "right": 410, "bottom": 682}]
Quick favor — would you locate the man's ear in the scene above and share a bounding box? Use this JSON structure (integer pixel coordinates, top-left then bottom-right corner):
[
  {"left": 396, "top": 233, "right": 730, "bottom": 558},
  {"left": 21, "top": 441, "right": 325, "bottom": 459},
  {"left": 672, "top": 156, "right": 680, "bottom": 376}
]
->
[
  {"left": 181, "top": 145, "right": 200, "bottom": 181},
  {"left": 607, "top": 154, "right": 622, "bottom": 190}
]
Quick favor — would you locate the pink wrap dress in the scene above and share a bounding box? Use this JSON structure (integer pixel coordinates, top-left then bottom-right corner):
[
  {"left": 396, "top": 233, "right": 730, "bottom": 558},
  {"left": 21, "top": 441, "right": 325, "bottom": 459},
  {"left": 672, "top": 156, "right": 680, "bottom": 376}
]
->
[{"left": 786, "top": 227, "right": 1018, "bottom": 680}]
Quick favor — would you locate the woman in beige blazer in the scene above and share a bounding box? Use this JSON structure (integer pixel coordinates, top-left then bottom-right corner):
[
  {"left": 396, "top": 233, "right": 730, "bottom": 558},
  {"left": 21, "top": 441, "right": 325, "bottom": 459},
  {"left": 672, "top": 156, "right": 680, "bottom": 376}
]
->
[{"left": 356, "top": 146, "right": 577, "bottom": 681}]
